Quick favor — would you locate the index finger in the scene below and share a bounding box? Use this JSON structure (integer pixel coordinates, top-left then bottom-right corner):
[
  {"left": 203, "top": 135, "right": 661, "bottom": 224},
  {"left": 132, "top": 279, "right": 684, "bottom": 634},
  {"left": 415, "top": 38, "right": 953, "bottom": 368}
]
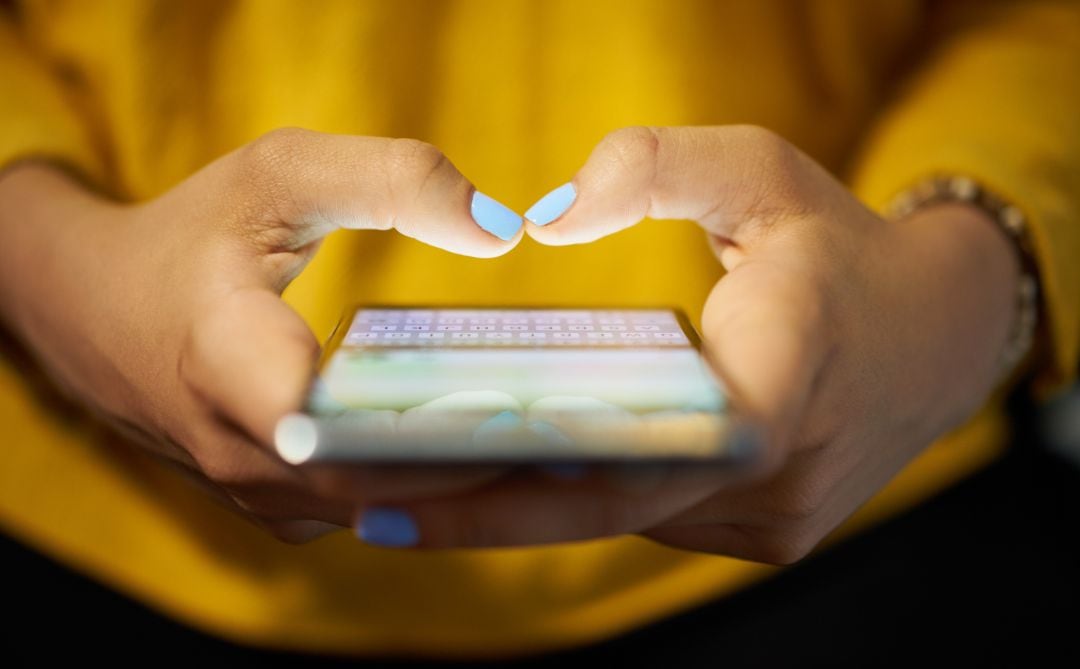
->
[
  {"left": 200, "top": 128, "right": 524, "bottom": 266},
  {"left": 524, "top": 125, "right": 827, "bottom": 249}
]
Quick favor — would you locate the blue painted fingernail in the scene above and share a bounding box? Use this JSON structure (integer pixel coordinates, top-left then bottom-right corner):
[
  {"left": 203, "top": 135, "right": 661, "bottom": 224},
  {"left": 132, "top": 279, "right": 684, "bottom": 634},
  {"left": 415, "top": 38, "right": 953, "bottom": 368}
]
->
[
  {"left": 528, "top": 420, "right": 573, "bottom": 447},
  {"left": 525, "top": 182, "right": 576, "bottom": 226},
  {"left": 485, "top": 409, "right": 525, "bottom": 429},
  {"left": 356, "top": 507, "right": 419, "bottom": 547},
  {"left": 471, "top": 191, "right": 523, "bottom": 241},
  {"left": 473, "top": 409, "right": 524, "bottom": 443}
]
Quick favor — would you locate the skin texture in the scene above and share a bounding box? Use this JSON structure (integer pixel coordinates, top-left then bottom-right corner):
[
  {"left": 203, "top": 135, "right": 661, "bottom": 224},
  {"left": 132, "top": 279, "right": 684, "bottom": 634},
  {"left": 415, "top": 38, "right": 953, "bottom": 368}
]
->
[
  {"left": 0, "top": 129, "right": 523, "bottom": 543},
  {"left": 0, "top": 125, "right": 1020, "bottom": 561}
]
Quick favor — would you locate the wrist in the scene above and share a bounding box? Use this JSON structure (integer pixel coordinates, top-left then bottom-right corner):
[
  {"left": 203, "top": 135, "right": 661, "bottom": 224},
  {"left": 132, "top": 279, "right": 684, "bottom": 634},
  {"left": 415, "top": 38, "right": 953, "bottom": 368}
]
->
[
  {"left": 886, "top": 175, "right": 1039, "bottom": 390},
  {"left": 0, "top": 162, "right": 119, "bottom": 343},
  {"left": 0, "top": 161, "right": 143, "bottom": 421},
  {"left": 907, "top": 200, "right": 1020, "bottom": 288},
  {"left": 890, "top": 201, "right": 1022, "bottom": 412}
]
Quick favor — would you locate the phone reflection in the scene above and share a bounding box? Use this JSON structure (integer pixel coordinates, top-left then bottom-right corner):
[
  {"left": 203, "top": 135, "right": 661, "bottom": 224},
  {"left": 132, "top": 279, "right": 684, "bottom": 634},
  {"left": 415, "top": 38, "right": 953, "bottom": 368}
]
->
[{"left": 275, "top": 386, "right": 734, "bottom": 465}]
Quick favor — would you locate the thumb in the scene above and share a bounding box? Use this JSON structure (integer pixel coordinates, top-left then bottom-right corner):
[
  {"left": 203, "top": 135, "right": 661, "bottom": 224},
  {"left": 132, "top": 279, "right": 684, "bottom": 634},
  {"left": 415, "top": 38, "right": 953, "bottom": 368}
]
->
[
  {"left": 177, "top": 128, "right": 529, "bottom": 445},
  {"left": 701, "top": 254, "right": 830, "bottom": 468},
  {"left": 187, "top": 128, "right": 523, "bottom": 292},
  {"left": 179, "top": 288, "right": 318, "bottom": 447},
  {"left": 524, "top": 125, "right": 826, "bottom": 247}
]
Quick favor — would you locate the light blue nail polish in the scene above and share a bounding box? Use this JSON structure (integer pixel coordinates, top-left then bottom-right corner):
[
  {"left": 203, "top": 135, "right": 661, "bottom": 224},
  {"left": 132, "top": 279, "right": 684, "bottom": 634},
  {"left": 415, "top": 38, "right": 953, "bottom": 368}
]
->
[
  {"left": 473, "top": 409, "right": 525, "bottom": 443},
  {"left": 486, "top": 409, "right": 525, "bottom": 429},
  {"left": 528, "top": 420, "right": 573, "bottom": 447},
  {"left": 525, "top": 182, "right": 576, "bottom": 226},
  {"left": 471, "top": 191, "right": 523, "bottom": 241},
  {"left": 356, "top": 507, "right": 419, "bottom": 547}
]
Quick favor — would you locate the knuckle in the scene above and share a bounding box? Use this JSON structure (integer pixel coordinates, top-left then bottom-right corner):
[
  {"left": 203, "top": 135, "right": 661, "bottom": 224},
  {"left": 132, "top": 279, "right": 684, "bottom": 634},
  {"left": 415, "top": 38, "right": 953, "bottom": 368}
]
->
[
  {"left": 388, "top": 138, "right": 446, "bottom": 174},
  {"left": 732, "top": 124, "right": 787, "bottom": 151},
  {"left": 382, "top": 139, "right": 457, "bottom": 224},
  {"left": 729, "top": 125, "right": 812, "bottom": 216},
  {"left": 240, "top": 127, "right": 312, "bottom": 215},
  {"left": 600, "top": 126, "right": 661, "bottom": 171},
  {"left": 593, "top": 126, "right": 663, "bottom": 217},
  {"left": 246, "top": 127, "right": 311, "bottom": 170},
  {"left": 386, "top": 138, "right": 451, "bottom": 191},
  {"left": 243, "top": 127, "right": 310, "bottom": 180},
  {"left": 731, "top": 125, "right": 796, "bottom": 169}
]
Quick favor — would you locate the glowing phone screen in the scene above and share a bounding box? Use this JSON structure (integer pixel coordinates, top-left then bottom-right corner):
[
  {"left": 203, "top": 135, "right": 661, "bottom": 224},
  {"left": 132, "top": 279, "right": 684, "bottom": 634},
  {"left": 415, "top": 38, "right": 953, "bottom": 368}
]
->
[{"left": 279, "top": 308, "right": 733, "bottom": 463}]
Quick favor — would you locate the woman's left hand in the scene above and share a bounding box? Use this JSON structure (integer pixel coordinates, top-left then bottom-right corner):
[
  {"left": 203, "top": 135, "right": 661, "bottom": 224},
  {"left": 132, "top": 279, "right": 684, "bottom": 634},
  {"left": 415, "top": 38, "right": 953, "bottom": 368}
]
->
[{"left": 355, "top": 126, "right": 1022, "bottom": 563}]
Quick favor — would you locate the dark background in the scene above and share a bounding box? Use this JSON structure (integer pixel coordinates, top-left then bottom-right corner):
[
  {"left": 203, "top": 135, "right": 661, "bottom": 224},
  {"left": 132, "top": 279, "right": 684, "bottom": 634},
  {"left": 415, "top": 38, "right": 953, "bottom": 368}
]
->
[{"left": 5, "top": 389, "right": 1080, "bottom": 667}]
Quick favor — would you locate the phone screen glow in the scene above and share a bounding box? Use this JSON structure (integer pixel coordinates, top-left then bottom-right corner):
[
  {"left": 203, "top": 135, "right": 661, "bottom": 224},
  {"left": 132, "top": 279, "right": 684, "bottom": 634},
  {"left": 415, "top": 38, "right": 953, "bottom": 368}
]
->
[{"left": 282, "top": 308, "right": 732, "bottom": 463}]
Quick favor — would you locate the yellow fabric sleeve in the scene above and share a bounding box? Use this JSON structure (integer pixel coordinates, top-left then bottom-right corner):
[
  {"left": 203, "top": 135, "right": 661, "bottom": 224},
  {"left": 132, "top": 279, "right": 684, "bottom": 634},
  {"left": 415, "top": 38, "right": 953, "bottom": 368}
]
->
[
  {"left": 849, "top": 0, "right": 1080, "bottom": 397},
  {"left": 0, "top": 10, "right": 99, "bottom": 179}
]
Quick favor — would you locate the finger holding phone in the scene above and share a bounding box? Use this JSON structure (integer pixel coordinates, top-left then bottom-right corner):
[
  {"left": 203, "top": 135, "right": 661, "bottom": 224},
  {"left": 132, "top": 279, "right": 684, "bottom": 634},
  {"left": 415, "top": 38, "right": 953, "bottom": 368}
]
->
[
  {"left": 349, "top": 125, "right": 1021, "bottom": 563},
  {"left": 0, "top": 128, "right": 527, "bottom": 544}
]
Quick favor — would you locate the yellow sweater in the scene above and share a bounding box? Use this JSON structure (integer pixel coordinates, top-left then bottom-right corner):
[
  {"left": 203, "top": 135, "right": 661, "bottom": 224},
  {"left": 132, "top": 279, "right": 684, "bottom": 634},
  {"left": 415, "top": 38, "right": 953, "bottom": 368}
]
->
[{"left": 1, "top": 0, "right": 1078, "bottom": 659}]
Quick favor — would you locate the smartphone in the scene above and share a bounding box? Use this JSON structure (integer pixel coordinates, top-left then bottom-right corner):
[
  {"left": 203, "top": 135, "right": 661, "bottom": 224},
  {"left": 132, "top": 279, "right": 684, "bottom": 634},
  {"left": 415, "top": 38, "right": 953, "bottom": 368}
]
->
[{"left": 274, "top": 306, "right": 737, "bottom": 465}]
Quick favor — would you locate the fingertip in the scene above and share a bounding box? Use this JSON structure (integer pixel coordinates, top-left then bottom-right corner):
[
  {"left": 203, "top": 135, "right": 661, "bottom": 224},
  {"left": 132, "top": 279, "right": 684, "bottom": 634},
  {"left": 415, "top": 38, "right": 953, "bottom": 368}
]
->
[
  {"left": 399, "top": 210, "right": 521, "bottom": 258},
  {"left": 524, "top": 182, "right": 631, "bottom": 247},
  {"left": 524, "top": 182, "right": 577, "bottom": 226},
  {"left": 470, "top": 190, "right": 523, "bottom": 242},
  {"left": 355, "top": 506, "right": 420, "bottom": 548},
  {"left": 458, "top": 226, "right": 522, "bottom": 258},
  {"left": 490, "top": 223, "right": 526, "bottom": 256},
  {"left": 393, "top": 185, "right": 523, "bottom": 257},
  {"left": 274, "top": 412, "right": 319, "bottom": 465},
  {"left": 524, "top": 214, "right": 581, "bottom": 246}
]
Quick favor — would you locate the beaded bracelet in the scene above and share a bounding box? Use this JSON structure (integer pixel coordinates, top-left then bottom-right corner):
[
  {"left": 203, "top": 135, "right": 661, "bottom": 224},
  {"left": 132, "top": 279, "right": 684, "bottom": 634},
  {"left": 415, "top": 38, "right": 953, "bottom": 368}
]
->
[{"left": 883, "top": 175, "right": 1040, "bottom": 384}]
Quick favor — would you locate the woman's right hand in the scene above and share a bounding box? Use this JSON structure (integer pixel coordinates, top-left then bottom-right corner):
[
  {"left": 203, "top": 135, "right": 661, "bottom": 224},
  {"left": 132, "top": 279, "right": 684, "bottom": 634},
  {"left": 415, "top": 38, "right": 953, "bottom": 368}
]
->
[{"left": 0, "top": 128, "right": 523, "bottom": 543}]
